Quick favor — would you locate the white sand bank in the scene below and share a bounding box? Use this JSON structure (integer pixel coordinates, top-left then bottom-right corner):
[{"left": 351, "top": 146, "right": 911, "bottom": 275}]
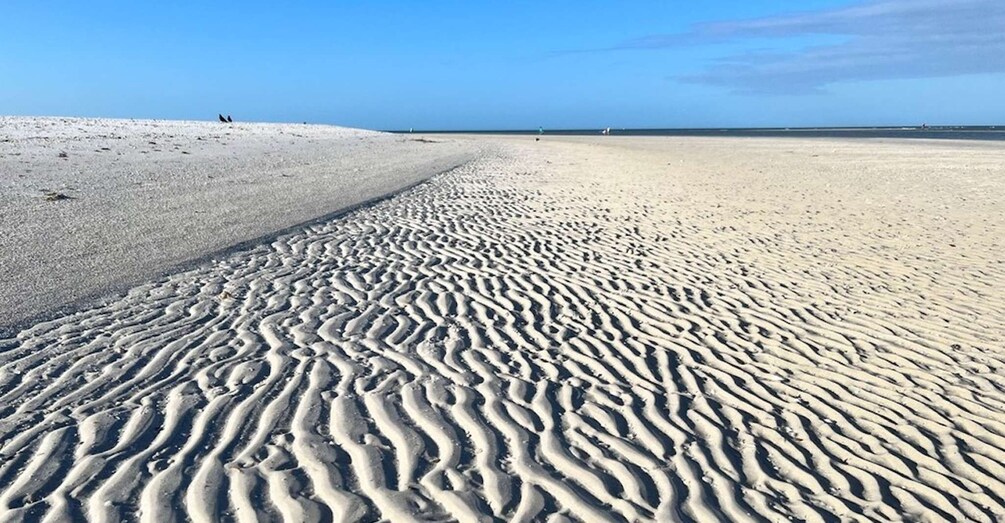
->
[
  {"left": 1, "top": 135, "right": 1003, "bottom": 521},
  {"left": 0, "top": 117, "right": 477, "bottom": 331}
]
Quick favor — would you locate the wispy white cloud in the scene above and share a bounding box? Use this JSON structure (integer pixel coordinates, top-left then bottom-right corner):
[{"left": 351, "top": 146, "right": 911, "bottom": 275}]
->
[{"left": 618, "top": 0, "right": 1005, "bottom": 94}]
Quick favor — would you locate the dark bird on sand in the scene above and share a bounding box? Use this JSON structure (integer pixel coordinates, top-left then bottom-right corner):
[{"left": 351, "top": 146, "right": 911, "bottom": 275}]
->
[
  {"left": 218, "top": 114, "right": 227, "bottom": 123},
  {"left": 226, "top": 115, "right": 233, "bottom": 123}
]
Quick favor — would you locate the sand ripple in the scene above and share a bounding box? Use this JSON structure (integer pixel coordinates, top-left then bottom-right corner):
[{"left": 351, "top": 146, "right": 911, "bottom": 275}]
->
[{"left": 1, "top": 143, "right": 1003, "bottom": 522}]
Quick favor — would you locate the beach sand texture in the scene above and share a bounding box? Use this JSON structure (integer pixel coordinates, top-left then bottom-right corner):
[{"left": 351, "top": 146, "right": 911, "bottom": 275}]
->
[{"left": 1, "top": 131, "right": 1004, "bottom": 521}]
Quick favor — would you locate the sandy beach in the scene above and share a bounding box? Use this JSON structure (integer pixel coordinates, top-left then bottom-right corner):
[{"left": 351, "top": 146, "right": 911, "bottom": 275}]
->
[{"left": 1, "top": 122, "right": 1004, "bottom": 521}]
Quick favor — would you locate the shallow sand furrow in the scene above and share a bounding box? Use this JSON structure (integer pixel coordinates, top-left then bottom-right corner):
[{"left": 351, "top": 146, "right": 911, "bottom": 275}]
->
[{"left": 0, "top": 138, "right": 1003, "bottom": 521}]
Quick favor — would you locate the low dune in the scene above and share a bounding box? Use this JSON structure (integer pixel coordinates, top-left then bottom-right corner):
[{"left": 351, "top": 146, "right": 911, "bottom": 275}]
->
[
  {"left": 1, "top": 131, "right": 1003, "bottom": 521},
  {"left": 0, "top": 117, "right": 477, "bottom": 332}
]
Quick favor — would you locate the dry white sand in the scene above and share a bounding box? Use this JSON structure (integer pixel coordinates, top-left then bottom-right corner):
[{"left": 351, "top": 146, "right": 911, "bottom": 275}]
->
[
  {"left": 0, "top": 117, "right": 477, "bottom": 332},
  {"left": 1, "top": 131, "right": 1004, "bottom": 521}
]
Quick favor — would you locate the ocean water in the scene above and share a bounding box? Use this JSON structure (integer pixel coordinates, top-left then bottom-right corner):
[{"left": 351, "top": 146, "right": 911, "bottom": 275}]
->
[{"left": 397, "top": 126, "right": 1005, "bottom": 141}]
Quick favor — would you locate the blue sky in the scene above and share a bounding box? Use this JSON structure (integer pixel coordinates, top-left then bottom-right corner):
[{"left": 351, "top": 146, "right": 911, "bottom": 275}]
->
[{"left": 2, "top": 1, "right": 1003, "bottom": 130}]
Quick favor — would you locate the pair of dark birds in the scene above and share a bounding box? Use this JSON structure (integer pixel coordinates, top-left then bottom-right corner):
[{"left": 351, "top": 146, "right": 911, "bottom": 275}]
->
[{"left": 218, "top": 114, "right": 233, "bottom": 123}]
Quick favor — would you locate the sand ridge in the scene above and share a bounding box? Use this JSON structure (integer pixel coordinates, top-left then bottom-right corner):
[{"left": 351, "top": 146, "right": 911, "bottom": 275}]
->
[
  {"left": 0, "top": 136, "right": 1003, "bottom": 521},
  {"left": 0, "top": 117, "right": 478, "bottom": 332}
]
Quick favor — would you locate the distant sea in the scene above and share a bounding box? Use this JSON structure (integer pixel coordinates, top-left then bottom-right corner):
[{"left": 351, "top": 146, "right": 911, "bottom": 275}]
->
[{"left": 393, "top": 126, "right": 1005, "bottom": 141}]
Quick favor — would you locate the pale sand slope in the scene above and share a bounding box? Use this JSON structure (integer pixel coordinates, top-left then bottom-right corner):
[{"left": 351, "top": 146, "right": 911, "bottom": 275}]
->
[
  {"left": 0, "top": 117, "right": 477, "bottom": 332},
  {"left": 1, "top": 136, "right": 1004, "bottom": 521}
]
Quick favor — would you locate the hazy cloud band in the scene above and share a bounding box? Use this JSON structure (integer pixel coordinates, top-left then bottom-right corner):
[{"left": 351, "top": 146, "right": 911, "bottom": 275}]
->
[{"left": 618, "top": 0, "right": 1005, "bottom": 94}]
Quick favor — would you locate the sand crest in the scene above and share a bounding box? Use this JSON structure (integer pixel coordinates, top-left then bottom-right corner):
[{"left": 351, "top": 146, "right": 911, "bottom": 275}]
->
[{"left": 0, "top": 117, "right": 477, "bottom": 332}]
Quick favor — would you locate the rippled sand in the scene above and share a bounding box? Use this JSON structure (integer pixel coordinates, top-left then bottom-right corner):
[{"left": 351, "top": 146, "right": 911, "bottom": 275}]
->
[{"left": 1, "top": 135, "right": 1003, "bottom": 521}]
